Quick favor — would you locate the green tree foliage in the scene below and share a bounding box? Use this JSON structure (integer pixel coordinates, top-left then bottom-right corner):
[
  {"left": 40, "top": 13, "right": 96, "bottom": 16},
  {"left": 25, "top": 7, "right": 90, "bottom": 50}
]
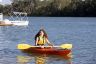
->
[
  {"left": 0, "top": 4, "right": 3, "bottom": 13},
  {"left": 1, "top": 0, "right": 96, "bottom": 16}
]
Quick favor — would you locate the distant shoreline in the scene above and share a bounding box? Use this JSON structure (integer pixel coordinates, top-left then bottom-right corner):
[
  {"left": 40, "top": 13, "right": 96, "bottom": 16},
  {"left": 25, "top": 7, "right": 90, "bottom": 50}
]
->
[
  {"left": 1, "top": 0, "right": 96, "bottom": 17},
  {"left": 3, "top": 15, "right": 96, "bottom": 17}
]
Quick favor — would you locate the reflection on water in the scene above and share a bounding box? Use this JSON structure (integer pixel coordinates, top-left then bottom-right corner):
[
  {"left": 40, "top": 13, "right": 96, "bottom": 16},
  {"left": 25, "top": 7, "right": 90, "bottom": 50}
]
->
[
  {"left": 16, "top": 54, "right": 72, "bottom": 64},
  {"left": 17, "top": 55, "right": 32, "bottom": 64},
  {"left": 35, "top": 55, "right": 46, "bottom": 64},
  {"left": 17, "top": 55, "right": 46, "bottom": 64}
]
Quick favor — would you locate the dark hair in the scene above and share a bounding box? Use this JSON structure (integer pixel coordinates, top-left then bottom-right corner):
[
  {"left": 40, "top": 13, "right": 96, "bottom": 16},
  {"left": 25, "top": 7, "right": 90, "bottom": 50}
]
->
[{"left": 35, "top": 29, "right": 48, "bottom": 40}]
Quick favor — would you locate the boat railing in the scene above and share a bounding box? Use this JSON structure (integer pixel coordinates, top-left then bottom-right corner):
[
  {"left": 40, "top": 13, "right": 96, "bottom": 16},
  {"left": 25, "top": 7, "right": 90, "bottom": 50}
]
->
[{"left": 9, "top": 12, "right": 28, "bottom": 22}]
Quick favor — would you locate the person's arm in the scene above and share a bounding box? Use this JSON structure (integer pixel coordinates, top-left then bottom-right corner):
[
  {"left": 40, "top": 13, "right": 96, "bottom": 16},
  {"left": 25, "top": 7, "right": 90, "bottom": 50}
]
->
[
  {"left": 46, "top": 38, "right": 53, "bottom": 46},
  {"left": 35, "top": 37, "right": 38, "bottom": 46}
]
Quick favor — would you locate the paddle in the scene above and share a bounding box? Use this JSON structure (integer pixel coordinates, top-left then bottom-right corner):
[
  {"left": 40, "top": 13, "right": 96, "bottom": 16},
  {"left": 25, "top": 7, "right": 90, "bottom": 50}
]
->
[{"left": 17, "top": 44, "right": 72, "bottom": 50}]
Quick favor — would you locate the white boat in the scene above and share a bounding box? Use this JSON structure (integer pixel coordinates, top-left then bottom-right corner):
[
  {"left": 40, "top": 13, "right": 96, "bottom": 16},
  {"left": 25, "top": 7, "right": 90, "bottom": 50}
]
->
[
  {"left": 9, "top": 12, "right": 29, "bottom": 26},
  {"left": 0, "top": 13, "right": 3, "bottom": 21},
  {"left": 10, "top": 20, "right": 29, "bottom": 26},
  {"left": 0, "top": 12, "right": 29, "bottom": 26},
  {"left": 0, "top": 13, "right": 13, "bottom": 26}
]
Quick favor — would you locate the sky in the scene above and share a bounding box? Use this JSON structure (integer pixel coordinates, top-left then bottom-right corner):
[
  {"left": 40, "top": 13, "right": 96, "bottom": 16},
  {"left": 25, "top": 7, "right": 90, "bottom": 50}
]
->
[{"left": 0, "top": 0, "right": 12, "bottom": 5}]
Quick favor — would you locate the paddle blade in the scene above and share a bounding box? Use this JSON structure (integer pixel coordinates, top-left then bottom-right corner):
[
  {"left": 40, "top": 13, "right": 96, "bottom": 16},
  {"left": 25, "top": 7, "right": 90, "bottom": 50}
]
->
[
  {"left": 60, "top": 44, "right": 72, "bottom": 49},
  {"left": 17, "top": 44, "right": 31, "bottom": 49}
]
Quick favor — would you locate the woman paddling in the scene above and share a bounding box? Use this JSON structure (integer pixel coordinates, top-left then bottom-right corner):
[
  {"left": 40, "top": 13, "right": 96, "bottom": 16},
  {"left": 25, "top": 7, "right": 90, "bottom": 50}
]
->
[{"left": 35, "top": 29, "right": 53, "bottom": 46}]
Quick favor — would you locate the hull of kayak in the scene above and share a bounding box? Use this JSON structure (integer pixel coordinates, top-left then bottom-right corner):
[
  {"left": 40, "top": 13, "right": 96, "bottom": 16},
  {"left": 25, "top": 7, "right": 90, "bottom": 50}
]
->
[{"left": 20, "top": 47, "right": 71, "bottom": 57}]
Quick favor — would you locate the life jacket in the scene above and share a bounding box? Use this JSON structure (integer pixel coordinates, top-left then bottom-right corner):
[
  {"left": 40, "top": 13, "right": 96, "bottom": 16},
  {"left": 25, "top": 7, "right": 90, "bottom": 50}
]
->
[{"left": 37, "top": 36, "right": 46, "bottom": 45}]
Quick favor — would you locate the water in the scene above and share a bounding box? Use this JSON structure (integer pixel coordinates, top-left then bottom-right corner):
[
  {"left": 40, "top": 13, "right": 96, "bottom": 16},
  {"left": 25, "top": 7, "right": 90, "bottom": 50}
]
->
[{"left": 0, "top": 17, "right": 96, "bottom": 64}]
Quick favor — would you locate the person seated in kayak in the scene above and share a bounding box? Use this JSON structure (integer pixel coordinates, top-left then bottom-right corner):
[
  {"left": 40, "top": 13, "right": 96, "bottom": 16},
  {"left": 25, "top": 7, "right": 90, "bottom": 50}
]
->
[{"left": 35, "top": 29, "right": 53, "bottom": 46}]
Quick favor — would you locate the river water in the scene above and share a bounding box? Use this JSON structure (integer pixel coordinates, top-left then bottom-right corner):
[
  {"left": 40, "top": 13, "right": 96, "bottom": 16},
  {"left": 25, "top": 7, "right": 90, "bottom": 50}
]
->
[{"left": 0, "top": 17, "right": 96, "bottom": 64}]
